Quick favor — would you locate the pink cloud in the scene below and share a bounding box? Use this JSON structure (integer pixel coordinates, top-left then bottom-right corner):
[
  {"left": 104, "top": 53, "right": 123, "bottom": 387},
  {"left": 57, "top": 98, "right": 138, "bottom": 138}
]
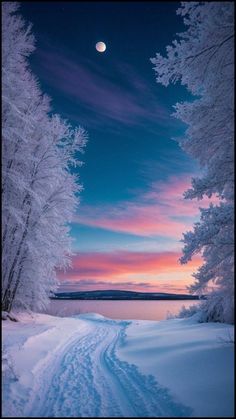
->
[
  {"left": 146, "top": 177, "right": 219, "bottom": 216},
  {"left": 74, "top": 176, "right": 219, "bottom": 238},
  {"left": 75, "top": 204, "right": 186, "bottom": 237},
  {"left": 58, "top": 279, "right": 190, "bottom": 294},
  {"left": 57, "top": 250, "right": 202, "bottom": 293},
  {"left": 58, "top": 279, "right": 156, "bottom": 292}
]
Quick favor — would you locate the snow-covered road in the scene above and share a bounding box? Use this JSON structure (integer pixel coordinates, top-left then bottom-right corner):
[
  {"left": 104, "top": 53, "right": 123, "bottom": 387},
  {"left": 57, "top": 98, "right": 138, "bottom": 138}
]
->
[{"left": 23, "top": 315, "right": 191, "bottom": 417}]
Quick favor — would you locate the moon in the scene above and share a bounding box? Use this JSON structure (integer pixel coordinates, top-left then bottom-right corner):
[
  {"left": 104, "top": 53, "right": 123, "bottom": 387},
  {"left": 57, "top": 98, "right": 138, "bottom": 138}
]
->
[{"left": 96, "top": 41, "right": 106, "bottom": 53}]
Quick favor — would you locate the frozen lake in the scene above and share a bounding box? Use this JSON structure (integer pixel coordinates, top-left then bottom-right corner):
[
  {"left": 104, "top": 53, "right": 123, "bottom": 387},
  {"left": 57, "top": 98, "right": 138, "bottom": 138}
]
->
[{"left": 43, "top": 299, "right": 200, "bottom": 321}]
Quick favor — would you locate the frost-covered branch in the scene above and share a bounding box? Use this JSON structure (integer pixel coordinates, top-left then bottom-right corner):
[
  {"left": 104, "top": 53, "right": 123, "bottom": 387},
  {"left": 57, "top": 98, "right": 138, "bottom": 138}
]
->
[
  {"left": 2, "top": 3, "right": 87, "bottom": 312},
  {"left": 151, "top": 1, "right": 234, "bottom": 323}
]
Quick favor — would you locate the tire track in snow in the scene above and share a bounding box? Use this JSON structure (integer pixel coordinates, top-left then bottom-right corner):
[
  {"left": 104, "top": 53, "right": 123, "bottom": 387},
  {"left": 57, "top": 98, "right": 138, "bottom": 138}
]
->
[{"left": 25, "top": 317, "right": 192, "bottom": 417}]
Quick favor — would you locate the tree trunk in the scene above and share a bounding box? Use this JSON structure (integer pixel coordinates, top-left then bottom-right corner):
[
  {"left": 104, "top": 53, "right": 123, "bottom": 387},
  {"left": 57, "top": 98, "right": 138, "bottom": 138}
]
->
[{"left": 2, "top": 201, "right": 32, "bottom": 311}]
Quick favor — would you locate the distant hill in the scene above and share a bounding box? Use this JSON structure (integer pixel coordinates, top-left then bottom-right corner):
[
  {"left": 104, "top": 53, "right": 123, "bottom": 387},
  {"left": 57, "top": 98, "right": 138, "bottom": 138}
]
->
[{"left": 50, "top": 289, "right": 202, "bottom": 300}]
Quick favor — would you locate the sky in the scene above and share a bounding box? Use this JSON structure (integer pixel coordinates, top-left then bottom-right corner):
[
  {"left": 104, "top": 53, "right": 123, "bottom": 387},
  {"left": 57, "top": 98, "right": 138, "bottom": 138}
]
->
[{"left": 21, "top": 1, "right": 210, "bottom": 294}]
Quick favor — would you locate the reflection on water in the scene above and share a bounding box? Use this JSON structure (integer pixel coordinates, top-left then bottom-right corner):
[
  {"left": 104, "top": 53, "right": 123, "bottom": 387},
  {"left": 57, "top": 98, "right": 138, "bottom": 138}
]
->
[{"left": 43, "top": 299, "right": 200, "bottom": 321}]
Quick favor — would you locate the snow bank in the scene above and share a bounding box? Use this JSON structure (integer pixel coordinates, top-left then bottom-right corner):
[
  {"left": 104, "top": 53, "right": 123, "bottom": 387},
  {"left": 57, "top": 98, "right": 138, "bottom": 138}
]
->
[
  {"left": 2, "top": 313, "right": 92, "bottom": 417},
  {"left": 117, "top": 315, "right": 234, "bottom": 417}
]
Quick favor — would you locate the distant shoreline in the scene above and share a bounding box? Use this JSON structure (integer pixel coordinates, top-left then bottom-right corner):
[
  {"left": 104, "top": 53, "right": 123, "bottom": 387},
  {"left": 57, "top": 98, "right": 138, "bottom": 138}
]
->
[
  {"left": 50, "top": 297, "right": 200, "bottom": 301},
  {"left": 50, "top": 290, "right": 203, "bottom": 301}
]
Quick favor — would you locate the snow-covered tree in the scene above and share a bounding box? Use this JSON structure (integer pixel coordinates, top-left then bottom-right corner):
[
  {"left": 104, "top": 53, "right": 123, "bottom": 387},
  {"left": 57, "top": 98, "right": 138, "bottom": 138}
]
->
[
  {"left": 2, "top": 2, "right": 87, "bottom": 312},
  {"left": 151, "top": 2, "right": 234, "bottom": 323}
]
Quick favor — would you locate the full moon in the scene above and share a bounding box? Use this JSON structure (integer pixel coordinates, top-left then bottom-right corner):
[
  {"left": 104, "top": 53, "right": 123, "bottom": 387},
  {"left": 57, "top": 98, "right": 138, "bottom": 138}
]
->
[{"left": 96, "top": 41, "right": 106, "bottom": 53}]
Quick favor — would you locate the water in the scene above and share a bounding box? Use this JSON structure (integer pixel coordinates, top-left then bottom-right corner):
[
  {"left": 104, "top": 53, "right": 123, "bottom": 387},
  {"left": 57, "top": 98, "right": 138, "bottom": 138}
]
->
[{"left": 43, "top": 299, "right": 200, "bottom": 321}]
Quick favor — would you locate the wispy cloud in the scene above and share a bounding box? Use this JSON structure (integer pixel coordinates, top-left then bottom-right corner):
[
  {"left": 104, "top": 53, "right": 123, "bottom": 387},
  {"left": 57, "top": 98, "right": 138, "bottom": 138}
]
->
[
  {"left": 57, "top": 249, "right": 202, "bottom": 293},
  {"left": 139, "top": 148, "right": 200, "bottom": 182},
  {"left": 35, "top": 47, "right": 174, "bottom": 129},
  {"left": 58, "top": 279, "right": 155, "bottom": 292},
  {"left": 74, "top": 175, "right": 219, "bottom": 238}
]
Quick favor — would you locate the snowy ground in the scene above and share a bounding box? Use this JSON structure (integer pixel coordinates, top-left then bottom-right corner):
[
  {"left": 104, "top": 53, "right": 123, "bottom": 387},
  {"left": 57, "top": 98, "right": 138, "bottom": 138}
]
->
[{"left": 2, "top": 312, "right": 234, "bottom": 417}]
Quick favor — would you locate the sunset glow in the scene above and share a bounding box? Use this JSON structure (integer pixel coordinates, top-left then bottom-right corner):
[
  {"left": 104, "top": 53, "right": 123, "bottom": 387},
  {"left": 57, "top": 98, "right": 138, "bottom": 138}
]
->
[
  {"left": 62, "top": 175, "right": 217, "bottom": 294},
  {"left": 57, "top": 250, "right": 202, "bottom": 293}
]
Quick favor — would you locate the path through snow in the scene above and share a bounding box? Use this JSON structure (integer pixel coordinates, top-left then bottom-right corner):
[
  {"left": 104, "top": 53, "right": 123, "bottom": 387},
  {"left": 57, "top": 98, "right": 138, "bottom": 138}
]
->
[{"left": 23, "top": 314, "right": 191, "bottom": 417}]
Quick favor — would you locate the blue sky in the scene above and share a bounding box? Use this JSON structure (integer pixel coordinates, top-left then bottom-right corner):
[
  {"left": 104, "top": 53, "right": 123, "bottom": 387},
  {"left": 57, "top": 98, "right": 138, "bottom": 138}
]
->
[{"left": 21, "top": 1, "right": 204, "bottom": 292}]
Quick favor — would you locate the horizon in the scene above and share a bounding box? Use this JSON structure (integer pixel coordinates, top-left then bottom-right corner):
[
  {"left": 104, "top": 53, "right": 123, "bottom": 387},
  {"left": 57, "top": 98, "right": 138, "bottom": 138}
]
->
[
  {"left": 55, "top": 289, "right": 190, "bottom": 294},
  {"left": 55, "top": 287, "right": 200, "bottom": 296}
]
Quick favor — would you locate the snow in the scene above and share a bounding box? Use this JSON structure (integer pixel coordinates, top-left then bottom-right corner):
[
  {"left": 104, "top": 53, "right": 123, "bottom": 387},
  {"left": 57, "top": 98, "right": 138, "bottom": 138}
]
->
[
  {"left": 117, "top": 315, "right": 234, "bottom": 417},
  {"left": 2, "top": 312, "right": 234, "bottom": 417}
]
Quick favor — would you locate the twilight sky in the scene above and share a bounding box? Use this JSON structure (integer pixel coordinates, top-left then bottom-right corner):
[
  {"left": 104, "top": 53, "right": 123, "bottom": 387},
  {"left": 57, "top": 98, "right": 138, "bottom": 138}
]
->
[{"left": 21, "top": 1, "right": 211, "bottom": 293}]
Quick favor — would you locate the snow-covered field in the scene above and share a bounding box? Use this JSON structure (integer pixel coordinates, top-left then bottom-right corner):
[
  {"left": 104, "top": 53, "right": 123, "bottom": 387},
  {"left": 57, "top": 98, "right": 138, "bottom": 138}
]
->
[{"left": 2, "top": 312, "right": 234, "bottom": 417}]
